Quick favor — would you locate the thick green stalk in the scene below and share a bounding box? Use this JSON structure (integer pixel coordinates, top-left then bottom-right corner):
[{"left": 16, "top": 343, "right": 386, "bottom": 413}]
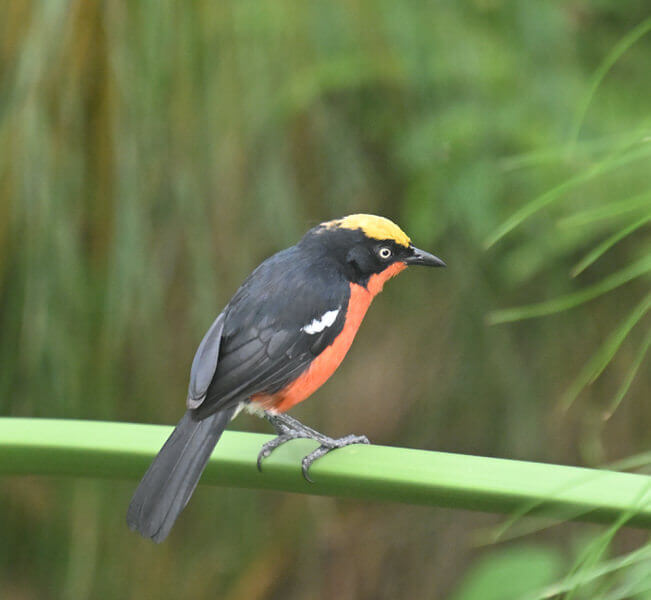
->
[{"left": 2, "top": 418, "right": 651, "bottom": 528}]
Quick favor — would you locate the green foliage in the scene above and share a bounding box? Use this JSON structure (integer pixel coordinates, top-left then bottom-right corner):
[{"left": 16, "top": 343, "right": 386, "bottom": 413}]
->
[
  {"left": 482, "top": 14, "right": 651, "bottom": 597},
  {"left": 448, "top": 546, "right": 562, "bottom": 600}
]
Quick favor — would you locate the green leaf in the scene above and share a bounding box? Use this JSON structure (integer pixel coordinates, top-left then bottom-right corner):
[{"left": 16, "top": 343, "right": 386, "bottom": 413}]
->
[
  {"left": 603, "top": 328, "right": 651, "bottom": 420},
  {"left": 499, "top": 128, "right": 651, "bottom": 172},
  {"left": 608, "top": 450, "right": 651, "bottom": 473},
  {"left": 561, "top": 293, "right": 651, "bottom": 410},
  {"left": 449, "top": 546, "right": 562, "bottom": 600},
  {"left": 568, "top": 17, "right": 651, "bottom": 150},
  {"left": 487, "top": 254, "right": 651, "bottom": 325},
  {"left": 485, "top": 144, "right": 651, "bottom": 248},
  {"left": 530, "top": 545, "right": 651, "bottom": 600},
  {"left": 558, "top": 193, "right": 651, "bottom": 229},
  {"left": 563, "top": 518, "right": 625, "bottom": 600},
  {"left": 571, "top": 215, "right": 651, "bottom": 277}
]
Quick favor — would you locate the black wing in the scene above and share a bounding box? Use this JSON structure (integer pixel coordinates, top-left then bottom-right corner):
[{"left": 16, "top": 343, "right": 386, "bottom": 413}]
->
[
  {"left": 186, "top": 312, "right": 225, "bottom": 409},
  {"left": 188, "top": 246, "right": 350, "bottom": 419}
]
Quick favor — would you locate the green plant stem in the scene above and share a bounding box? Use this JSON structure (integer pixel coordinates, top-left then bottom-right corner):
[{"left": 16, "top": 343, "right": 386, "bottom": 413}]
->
[{"left": 2, "top": 418, "right": 651, "bottom": 528}]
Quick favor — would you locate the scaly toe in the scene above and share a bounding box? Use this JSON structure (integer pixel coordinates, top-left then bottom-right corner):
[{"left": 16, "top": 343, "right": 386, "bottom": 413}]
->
[
  {"left": 301, "top": 445, "right": 331, "bottom": 482},
  {"left": 257, "top": 434, "right": 293, "bottom": 471},
  {"left": 300, "top": 434, "right": 370, "bottom": 482},
  {"left": 337, "top": 434, "right": 369, "bottom": 447}
]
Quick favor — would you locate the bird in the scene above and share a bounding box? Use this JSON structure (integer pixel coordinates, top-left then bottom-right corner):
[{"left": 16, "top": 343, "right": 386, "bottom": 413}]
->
[{"left": 127, "top": 214, "right": 445, "bottom": 542}]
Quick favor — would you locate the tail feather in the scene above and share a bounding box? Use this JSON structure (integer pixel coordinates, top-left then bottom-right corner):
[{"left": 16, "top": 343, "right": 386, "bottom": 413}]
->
[{"left": 127, "top": 407, "right": 235, "bottom": 542}]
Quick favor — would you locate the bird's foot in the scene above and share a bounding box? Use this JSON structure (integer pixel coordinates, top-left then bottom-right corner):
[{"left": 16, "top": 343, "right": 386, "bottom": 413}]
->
[
  {"left": 300, "top": 433, "right": 369, "bottom": 482},
  {"left": 257, "top": 412, "right": 370, "bottom": 482},
  {"left": 257, "top": 433, "right": 305, "bottom": 471}
]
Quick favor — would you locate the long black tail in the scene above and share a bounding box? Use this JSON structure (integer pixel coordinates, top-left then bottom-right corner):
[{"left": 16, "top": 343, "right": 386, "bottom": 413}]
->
[{"left": 127, "top": 407, "right": 235, "bottom": 542}]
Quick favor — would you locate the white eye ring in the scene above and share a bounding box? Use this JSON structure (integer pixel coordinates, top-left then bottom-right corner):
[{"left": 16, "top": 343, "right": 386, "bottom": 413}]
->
[{"left": 378, "top": 246, "right": 392, "bottom": 260}]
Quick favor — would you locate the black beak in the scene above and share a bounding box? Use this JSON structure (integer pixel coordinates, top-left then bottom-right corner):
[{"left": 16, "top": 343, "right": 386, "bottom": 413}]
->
[{"left": 405, "top": 246, "right": 446, "bottom": 267}]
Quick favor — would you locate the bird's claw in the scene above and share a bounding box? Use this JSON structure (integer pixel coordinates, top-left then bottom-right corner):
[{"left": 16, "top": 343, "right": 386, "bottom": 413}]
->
[
  {"left": 257, "top": 433, "right": 296, "bottom": 471},
  {"left": 257, "top": 432, "right": 370, "bottom": 480},
  {"left": 258, "top": 411, "right": 369, "bottom": 482},
  {"left": 301, "top": 434, "right": 370, "bottom": 483}
]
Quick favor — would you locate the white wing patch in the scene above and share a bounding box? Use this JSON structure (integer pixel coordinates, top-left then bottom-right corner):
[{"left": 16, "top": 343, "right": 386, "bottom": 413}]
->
[{"left": 301, "top": 308, "right": 340, "bottom": 335}]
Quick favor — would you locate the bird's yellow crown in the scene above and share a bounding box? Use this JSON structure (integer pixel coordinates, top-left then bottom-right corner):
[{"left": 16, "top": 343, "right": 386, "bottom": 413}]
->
[{"left": 324, "top": 214, "right": 411, "bottom": 248}]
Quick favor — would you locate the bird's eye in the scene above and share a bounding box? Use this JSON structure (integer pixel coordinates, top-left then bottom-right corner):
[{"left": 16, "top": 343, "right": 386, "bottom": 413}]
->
[{"left": 378, "top": 246, "right": 392, "bottom": 260}]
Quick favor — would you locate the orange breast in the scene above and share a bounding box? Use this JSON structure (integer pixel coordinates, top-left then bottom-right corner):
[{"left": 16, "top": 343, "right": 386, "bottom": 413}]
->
[{"left": 252, "top": 262, "right": 406, "bottom": 413}]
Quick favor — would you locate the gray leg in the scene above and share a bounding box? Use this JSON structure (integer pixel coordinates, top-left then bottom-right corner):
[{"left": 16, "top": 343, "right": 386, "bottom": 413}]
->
[{"left": 257, "top": 411, "right": 370, "bottom": 482}]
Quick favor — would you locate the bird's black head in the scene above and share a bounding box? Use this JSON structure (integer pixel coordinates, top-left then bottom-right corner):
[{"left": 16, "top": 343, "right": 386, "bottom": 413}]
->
[{"left": 300, "top": 214, "right": 445, "bottom": 289}]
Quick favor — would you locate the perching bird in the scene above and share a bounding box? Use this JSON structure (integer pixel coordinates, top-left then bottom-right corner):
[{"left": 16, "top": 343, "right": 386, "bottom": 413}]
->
[{"left": 127, "top": 214, "right": 445, "bottom": 542}]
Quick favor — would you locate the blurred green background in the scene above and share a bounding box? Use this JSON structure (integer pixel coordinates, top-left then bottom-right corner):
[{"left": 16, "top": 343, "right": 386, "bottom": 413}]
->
[{"left": 1, "top": 1, "right": 650, "bottom": 599}]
